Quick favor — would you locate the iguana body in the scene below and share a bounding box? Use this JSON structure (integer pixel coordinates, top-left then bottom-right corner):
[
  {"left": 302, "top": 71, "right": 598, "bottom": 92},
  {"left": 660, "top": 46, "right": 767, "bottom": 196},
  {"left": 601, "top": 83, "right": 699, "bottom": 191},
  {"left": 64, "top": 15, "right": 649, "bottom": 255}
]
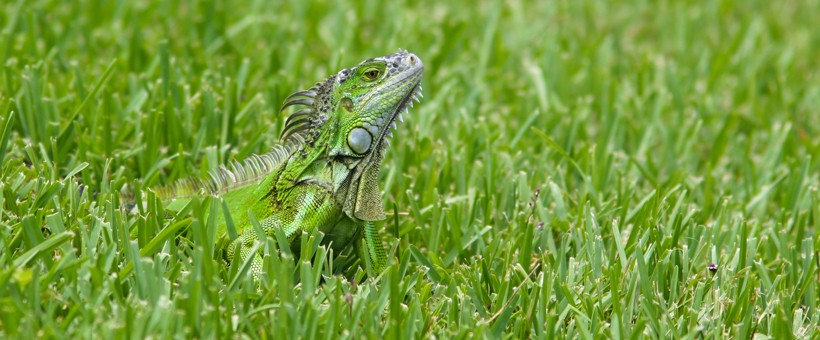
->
[{"left": 153, "top": 50, "right": 423, "bottom": 278}]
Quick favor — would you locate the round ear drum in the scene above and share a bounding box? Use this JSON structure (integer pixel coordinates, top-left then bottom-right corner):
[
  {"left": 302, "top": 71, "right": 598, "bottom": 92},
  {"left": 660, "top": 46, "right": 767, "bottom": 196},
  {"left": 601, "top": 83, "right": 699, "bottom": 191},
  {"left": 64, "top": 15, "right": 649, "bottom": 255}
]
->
[{"left": 348, "top": 128, "right": 372, "bottom": 154}]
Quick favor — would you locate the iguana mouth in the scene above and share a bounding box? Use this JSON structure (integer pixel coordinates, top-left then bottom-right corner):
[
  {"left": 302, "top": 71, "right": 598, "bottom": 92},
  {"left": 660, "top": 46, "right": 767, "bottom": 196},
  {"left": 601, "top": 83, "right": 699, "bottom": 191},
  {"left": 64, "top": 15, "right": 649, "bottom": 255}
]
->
[
  {"left": 358, "top": 51, "right": 423, "bottom": 150},
  {"left": 378, "top": 82, "right": 422, "bottom": 148}
]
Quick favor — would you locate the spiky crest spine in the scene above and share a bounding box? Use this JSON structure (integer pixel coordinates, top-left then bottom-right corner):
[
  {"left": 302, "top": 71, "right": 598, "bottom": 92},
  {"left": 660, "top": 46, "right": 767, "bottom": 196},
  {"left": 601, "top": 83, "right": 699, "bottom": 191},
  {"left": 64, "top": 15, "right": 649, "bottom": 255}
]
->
[{"left": 152, "top": 143, "right": 294, "bottom": 200}]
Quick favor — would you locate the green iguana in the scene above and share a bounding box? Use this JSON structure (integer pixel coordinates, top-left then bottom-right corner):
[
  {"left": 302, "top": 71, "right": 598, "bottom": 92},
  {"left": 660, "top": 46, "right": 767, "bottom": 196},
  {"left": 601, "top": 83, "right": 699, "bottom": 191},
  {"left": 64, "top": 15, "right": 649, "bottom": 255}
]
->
[{"left": 149, "top": 50, "right": 423, "bottom": 279}]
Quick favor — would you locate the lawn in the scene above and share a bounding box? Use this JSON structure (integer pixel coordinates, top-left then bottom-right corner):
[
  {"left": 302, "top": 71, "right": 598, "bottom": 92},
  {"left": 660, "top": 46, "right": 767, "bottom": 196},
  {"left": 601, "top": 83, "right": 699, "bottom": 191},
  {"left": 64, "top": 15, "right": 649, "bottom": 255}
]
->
[{"left": 1, "top": 0, "right": 819, "bottom": 338}]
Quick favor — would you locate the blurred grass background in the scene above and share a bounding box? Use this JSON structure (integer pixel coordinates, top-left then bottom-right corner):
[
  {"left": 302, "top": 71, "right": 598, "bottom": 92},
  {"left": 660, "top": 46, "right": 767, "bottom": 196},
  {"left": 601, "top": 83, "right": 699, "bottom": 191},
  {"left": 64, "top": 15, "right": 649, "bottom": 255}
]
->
[{"left": 1, "top": 0, "right": 819, "bottom": 337}]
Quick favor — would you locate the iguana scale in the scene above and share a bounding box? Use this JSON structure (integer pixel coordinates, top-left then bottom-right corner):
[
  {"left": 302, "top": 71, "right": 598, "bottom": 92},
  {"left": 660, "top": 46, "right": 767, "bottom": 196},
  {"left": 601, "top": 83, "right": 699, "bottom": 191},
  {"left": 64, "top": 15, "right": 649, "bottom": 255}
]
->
[{"left": 151, "top": 50, "right": 423, "bottom": 278}]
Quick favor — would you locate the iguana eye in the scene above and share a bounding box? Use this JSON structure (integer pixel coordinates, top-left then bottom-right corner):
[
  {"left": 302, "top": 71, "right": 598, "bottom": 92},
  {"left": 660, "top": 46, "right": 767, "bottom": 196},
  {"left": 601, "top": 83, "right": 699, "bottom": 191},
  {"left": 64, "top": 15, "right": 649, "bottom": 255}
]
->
[
  {"left": 363, "top": 69, "right": 380, "bottom": 81},
  {"left": 348, "top": 128, "right": 372, "bottom": 154}
]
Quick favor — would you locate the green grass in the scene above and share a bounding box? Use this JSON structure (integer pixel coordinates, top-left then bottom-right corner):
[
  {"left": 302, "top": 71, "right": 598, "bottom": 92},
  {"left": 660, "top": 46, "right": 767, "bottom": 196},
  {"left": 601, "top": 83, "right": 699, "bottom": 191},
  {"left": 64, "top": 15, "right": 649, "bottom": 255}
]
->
[{"left": 1, "top": 0, "right": 819, "bottom": 337}]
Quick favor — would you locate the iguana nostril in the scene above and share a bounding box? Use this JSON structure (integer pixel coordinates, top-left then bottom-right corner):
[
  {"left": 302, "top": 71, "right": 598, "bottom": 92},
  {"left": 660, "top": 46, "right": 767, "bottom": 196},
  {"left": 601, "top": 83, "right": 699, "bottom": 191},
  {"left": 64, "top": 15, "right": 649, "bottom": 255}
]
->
[{"left": 404, "top": 54, "right": 422, "bottom": 68}]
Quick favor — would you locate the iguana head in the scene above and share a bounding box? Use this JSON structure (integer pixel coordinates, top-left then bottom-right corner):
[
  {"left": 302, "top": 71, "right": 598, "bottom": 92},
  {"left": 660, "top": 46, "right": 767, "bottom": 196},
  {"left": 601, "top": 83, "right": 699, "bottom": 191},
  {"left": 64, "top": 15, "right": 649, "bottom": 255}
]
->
[{"left": 281, "top": 50, "right": 423, "bottom": 221}]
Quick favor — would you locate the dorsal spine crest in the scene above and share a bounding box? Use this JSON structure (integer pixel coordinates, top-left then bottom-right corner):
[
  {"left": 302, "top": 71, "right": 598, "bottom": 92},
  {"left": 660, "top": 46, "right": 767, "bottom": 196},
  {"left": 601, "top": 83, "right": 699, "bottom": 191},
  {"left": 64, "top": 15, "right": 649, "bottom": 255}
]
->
[{"left": 154, "top": 144, "right": 293, "bottom": 200}]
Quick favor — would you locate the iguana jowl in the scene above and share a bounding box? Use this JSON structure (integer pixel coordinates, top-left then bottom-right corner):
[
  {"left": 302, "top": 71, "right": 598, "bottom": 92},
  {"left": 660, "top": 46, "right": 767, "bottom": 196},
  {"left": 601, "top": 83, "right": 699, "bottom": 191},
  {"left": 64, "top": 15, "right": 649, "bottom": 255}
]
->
[{"left": 154, "top": 50, "right": 423, "bottom": 277}]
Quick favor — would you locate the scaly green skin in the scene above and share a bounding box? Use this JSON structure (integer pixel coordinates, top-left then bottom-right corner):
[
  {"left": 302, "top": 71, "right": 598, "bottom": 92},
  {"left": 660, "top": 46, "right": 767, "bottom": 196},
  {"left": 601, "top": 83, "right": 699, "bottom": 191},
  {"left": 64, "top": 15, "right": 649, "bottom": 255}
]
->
[{"left": 155, "top": 50, "right": 423, "bottom": 279}]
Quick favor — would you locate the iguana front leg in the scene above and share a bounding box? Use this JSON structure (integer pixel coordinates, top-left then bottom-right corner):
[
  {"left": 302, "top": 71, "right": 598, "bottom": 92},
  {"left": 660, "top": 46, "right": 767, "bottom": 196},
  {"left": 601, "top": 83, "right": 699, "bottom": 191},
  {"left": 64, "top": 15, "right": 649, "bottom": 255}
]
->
[
  {"left": 333, "top": 218, "right": 388, "bottom": 276},
  {"left": 357, "top": 221, "right": 387, "bottom": 276}
]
